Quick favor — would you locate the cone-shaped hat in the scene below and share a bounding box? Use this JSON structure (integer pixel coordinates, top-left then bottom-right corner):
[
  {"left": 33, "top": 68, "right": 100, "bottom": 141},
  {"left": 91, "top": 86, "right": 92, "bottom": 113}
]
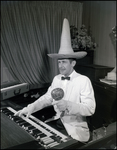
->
[{"left": 48, "top": 18, "right": 87, "bottom": 59}]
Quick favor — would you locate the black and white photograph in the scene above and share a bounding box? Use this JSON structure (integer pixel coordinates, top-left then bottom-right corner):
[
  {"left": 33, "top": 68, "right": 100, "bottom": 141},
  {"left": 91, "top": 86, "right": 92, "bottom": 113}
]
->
[{"left": 1, "top": 1, "right": 116, "bottom": 149}]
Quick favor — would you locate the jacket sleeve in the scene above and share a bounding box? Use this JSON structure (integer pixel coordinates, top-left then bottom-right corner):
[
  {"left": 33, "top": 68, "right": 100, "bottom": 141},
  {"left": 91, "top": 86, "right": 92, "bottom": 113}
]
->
[
  {"left": 67, "top": 76, "right": 96, "bottom": 116},
  {"left": 26, "top": 77, "right": 58, "bottom": 114}
]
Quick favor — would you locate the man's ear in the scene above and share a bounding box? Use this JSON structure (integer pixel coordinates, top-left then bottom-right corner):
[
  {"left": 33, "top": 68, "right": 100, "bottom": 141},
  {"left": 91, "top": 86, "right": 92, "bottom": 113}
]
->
[{"left": 72, "top": 60, "right": 76, "bottom": 67}]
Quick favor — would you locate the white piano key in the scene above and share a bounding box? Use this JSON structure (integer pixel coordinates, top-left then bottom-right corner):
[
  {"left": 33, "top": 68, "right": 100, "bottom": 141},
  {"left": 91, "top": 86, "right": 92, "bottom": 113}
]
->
[
  {"left": 7, "top": 107, "right": 52, "bottom": 137},
  {"left": 30, "top": 115, "right": 68, "bottom": 139},
  {"left": 7, "top": 107, "right": 68, "bottom": 143},
  {"left": 47, "top": 141, "right": 59, "bottom": 147}
]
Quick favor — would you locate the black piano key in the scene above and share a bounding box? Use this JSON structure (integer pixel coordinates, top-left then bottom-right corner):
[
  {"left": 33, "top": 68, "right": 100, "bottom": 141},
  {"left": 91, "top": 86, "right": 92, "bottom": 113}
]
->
[
  {"left": 10, "top": 115, "right": 21, "bottom": 120},
  {"left": 21, "top": 122, "right": 31, "bottom": 126},
  {"left": 31, "top": 129, "right": 40, "bottom": 135},
  {"left": 15, "top": 118, "right": 25, "bottom": 123},
  {"left": 39, "top": 133, "right": 46, "bottom": 138},
  {"left": 5, "top": 111, "right": 14, "bottom": 115},
  {"left": 2, "top": 109, "right": 11, "bottom": 114},
  {"left": 28, "top": 125, "right": 36, "bottom": 130},
  {"left": 28, "top": 129, "right": 41, "bottom": 137},
  {"left": 50, "top": 135, "right": 62, "bottom": 143},
  {"left": 35, "top": 129, "right": 42, "bottom": 135},
  {"left": 10, "top": 116, "right": 20, "bottom": 121},
  {"left": 50, "top": 131, "right": 56, "bottom": 135},
  {"left": 34, "top": 132, "right": 42, "bottom": 139},
  {"left": 1, "top": 108, "right": 9, "bottom": 112},
  {"left": 17, "top": 120, "right": 27, "bottom": 125},
  {"left": 45, "top": 128, "right": 51, "bottom": 132}
]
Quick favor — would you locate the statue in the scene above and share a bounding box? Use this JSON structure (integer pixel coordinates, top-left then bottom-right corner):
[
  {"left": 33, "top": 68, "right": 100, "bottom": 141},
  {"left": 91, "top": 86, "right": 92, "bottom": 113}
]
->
[{"left": 106, "top": 26, "right": 116, "bottom": 81}]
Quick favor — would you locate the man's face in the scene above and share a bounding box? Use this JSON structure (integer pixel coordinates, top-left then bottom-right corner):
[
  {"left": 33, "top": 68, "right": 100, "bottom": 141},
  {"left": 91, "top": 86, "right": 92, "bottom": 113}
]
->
[{"left": 58, "top": 59, "right": 76, "bottom": 76}]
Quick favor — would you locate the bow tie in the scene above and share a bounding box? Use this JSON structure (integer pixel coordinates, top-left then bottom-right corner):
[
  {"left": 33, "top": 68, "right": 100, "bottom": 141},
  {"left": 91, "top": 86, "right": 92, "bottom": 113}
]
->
[{"left": 61, "top": 76, "right": 70, "bottom": 80}]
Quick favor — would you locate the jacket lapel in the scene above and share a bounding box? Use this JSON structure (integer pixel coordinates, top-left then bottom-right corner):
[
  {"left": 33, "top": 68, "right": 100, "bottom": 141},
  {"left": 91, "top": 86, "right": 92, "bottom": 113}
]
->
[{"left": 64, "top": 71, "right": 79, "bottom": 100}]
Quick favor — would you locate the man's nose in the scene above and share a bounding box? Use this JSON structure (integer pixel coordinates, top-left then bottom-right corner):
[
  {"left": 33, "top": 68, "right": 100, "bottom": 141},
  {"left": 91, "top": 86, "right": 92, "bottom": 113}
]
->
[{"left": 59, "top": 63, "right": 63, "bottom": 68}]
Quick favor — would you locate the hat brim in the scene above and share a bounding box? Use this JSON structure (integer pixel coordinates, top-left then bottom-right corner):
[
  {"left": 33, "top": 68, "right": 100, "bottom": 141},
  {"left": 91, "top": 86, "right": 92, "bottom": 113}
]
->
[{"left": 48, "top": 51, "right": 87, "bottom": 59}]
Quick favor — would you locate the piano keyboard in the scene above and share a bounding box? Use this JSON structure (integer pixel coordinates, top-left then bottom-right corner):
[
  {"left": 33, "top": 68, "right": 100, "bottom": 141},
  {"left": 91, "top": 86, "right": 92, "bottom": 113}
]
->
[{"left": 1, "top": 107, "right": 77, "bottom": 149}]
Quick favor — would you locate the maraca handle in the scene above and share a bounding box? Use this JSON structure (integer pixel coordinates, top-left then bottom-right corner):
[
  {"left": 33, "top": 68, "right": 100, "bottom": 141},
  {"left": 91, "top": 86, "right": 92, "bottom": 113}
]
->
[
  {"left": 60, "top": 111, "right": 65, "bottom": 117},
  {"left": 52, "top": 101, "right": 59, "bottom": 105}
]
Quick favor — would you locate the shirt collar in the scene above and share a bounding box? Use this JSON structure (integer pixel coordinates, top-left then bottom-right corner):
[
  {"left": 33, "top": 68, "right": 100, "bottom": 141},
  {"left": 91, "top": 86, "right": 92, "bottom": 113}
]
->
[{"left": 69, "top": 70, "right": 75, "bottom": 78}]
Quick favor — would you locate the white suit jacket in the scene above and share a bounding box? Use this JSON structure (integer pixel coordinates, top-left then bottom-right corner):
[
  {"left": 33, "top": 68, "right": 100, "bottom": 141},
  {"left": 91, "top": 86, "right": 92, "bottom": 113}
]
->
[{"left": 27, "top": 70, "right": 96, "bottom": 142}]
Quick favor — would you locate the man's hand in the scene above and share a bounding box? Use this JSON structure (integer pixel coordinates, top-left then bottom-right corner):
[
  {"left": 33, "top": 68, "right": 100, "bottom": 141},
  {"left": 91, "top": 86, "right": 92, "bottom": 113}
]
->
[
  {"left": 14, "top": 107, "right": 31, "bottom": 118},
  {"left": 55, "top": 100, "right": 68, "bottom": 112}
]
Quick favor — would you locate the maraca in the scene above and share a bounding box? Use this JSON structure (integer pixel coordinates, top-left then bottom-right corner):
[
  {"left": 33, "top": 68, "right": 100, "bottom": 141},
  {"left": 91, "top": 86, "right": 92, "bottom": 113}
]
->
[
  {"left": 44, "top": 88, "right": 64, "bottom": 123},
  {"left": 51, "top": 88, "right": 65, "bottom": 117},
  {"left": 51, "top": 88, "right": 64, "bottom": 101}
]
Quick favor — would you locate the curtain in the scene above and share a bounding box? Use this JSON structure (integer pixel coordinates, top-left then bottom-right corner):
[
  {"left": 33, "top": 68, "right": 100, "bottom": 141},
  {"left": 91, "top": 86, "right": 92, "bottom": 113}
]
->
[{"left": 1, "top": 1, "right": 83, "bottom": 89}]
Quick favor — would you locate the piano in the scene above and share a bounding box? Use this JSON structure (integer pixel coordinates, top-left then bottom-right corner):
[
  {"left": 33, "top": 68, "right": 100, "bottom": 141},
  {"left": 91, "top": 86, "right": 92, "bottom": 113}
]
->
[
  {"left": 1, "top": 83, "right": 116, "bottom": 149},
  {"left": 1, "top": 106, "right": 83, "bottom": 149},
  {"left": 1, "top": 83, "right": 83, "bottom": 149}
]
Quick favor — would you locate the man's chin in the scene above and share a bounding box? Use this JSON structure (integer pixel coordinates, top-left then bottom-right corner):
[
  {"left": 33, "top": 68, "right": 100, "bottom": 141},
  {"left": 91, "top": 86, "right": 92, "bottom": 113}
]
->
[{"left": 60, "top": 72, "right": 65, "bottom": 75}]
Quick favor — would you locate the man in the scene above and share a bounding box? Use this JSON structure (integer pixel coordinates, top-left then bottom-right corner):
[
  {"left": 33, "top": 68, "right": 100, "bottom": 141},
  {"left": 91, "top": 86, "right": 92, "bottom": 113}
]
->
[{"left": 15, "top": 18, "right": 96, "bottom": 142}]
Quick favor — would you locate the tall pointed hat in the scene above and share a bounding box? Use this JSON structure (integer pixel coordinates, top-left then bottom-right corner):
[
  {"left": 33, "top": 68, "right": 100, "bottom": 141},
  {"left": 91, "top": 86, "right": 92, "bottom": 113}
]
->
[{"left": 48, "top": 18, "right": 87, "bottom": 59}]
